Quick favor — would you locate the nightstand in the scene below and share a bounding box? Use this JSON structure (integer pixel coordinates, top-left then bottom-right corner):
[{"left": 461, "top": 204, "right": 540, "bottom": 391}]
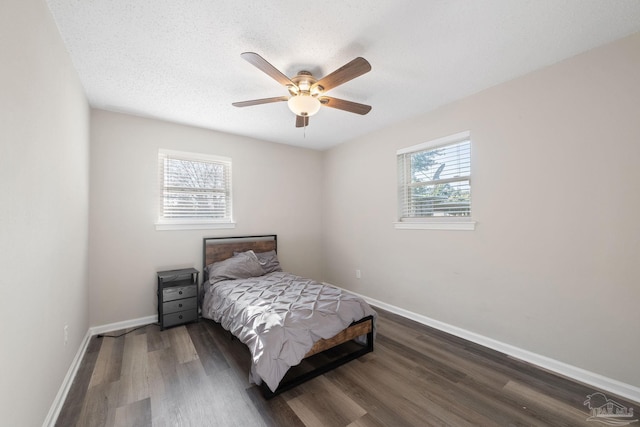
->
[{"left": 157, "top": 268, "right": 199, "bottom": 330}]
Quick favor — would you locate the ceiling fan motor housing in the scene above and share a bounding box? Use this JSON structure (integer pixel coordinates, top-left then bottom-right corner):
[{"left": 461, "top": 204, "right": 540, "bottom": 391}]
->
[{"left": 288, "top": 71, "right": 322, "bottom": 96}]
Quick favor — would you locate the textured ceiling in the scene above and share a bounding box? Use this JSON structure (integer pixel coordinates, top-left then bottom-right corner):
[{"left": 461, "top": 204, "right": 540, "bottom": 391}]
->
[{"left": 46, "top": 0, "right": 640, "bottom": 150}]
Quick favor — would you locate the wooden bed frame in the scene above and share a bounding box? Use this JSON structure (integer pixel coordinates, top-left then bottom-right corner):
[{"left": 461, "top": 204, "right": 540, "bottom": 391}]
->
[{"left": 202, "top": 235, "right": 374, "bottom": 398}]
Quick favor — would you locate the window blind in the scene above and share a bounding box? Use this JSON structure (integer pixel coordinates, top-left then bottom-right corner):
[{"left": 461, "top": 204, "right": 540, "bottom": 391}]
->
[
  {"left": 398, "top": 133, "right": 471, "bottom": 220},
  {"left": 158, "top": 150, "right": 232, "bottom": 222}
]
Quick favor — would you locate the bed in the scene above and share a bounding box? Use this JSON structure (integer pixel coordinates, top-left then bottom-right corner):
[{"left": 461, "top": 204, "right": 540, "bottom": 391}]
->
[{"left": 201, "top": 235, "right": 376, "bottom": 398}]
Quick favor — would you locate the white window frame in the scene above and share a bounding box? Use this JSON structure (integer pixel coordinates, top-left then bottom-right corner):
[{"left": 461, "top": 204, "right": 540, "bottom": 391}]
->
[
  {"left": 395, "top": 131, "right": 476, "bottom": 231},
  {"left": 155, "top": 149, "right": 235, "bottom": 231}
]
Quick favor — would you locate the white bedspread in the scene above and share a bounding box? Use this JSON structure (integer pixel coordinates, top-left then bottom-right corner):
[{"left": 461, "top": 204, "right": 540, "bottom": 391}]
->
[{"left": 201, "top": 271, "right": 376, "bottom": 392}]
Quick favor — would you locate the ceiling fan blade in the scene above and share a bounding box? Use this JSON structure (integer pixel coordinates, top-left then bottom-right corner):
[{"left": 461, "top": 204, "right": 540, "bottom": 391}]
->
[
  {"left": 241, "top": 52, "right": 295, "bottom": 88},
  {"left": 319, "top": 96, "right": 372, "bottom": 115},
  {"left": 232, "top": 96, "right": 289, "bottom": 107},
  {"left": 295, "top": 115, "right": 309, "bottom": 128},
  {"left": 312, "top": 57, "right": 371, "bottom": 92}
]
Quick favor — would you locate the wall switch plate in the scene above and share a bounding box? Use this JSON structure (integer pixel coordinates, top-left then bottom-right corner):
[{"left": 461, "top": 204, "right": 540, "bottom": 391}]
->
[
  {"left": 356, "top": 269, "right": 361, "bottom": 279},
  {"left": 64, "top": 325, "right": 69, "bottom": 346}
]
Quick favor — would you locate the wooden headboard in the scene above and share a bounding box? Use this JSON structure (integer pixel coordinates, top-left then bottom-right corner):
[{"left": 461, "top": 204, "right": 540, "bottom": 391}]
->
[{"left": 202, "top": 235, "right": 277, "bottom": 281}]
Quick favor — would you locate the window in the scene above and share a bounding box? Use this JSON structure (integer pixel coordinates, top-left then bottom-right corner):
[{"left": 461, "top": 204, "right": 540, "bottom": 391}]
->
[
  {"left": 396, "top": 131, "right": 475, "bottom": 230},
  {"left": 156, "top": 149, "right": 234, "bottom": 230}
]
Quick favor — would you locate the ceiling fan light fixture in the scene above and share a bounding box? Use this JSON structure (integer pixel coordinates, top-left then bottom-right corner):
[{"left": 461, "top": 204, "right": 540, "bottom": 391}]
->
[{"left": 288, "top": 94, "right": 321, "bottom": 117}]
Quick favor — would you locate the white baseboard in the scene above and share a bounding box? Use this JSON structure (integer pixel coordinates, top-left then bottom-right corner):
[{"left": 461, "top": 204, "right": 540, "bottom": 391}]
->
[
  {"left": 42, "top": 329, "right": 92, "bottom": 427},
  {"left": 89, "top": 314, "right": 158, "bottom": 336},
  {"left": 340, "top": 287, "right": 640, "bottom": 404},
  {"left": 43, "top": 315, "right": 158, "bottom": 427}
]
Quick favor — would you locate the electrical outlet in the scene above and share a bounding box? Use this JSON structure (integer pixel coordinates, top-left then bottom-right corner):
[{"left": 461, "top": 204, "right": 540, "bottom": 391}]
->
[
  {"left": 64, "top": 325, "right": 69, "bottom": 346},
  {"left": 356, "top": 269, "right": 361, "bottom": 279}
]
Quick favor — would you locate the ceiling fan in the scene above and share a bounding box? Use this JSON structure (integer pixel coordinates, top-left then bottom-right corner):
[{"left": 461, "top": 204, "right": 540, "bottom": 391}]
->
[{"left": 232, "top": 52, "right": 372, "bottom": 128}]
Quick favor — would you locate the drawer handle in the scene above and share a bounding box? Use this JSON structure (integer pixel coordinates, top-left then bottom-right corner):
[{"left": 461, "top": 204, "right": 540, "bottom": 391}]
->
[
  {"left": 179, "top": 291, "right": 183, "bottom": 295},
  {"left": 178, "top": 303, "right": 182, "bottom": 308},
  {"left": 179, "top": 315, "right": 183, "bottom": 320}
]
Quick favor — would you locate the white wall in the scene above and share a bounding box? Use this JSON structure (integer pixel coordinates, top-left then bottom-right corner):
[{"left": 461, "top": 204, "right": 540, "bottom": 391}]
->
[
  {"left": 89, "top": 110, "right": 324, "bottom": 326},
  {"left": 323, "top": 33, "right": 640, "bottom": 388},
  {"left": 0, "top": 1, "right": 90, "bottom": 426}
]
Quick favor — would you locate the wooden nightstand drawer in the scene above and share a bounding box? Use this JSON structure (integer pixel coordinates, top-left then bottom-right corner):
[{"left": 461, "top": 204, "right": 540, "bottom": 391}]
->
[
  {"left": 163, "top": 310, "right": 198, "bottom": 328},
  {"left": 163, "top": 296, "right": 197, "bottom": 315},
  {"left": 163, "top": 285, "right": 197, "bottom": 302}
]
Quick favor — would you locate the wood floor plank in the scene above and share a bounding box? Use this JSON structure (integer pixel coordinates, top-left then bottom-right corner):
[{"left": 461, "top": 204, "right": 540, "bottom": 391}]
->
[
  {"left": 186, "top": 322, "right": 230, "bottom": 376},
  {"left": 113, "top": 397, "right": 152, "bottom": 427},
  {"left": 147, "top": 347, "right": 182, "bottom": 427},
  {"left": 373, "top": 311, "right": 600, "bottom": 426},
  {"left": 199, "top": 363, "right": 268, "bottom": 426},
  {"left": 74, "top": 379, "right": 120, "bottom": 427},
  {"left": 502, "top": 380, "right": 598, "bottom": 425},
  {"left": 329, "top": 352, "right": 483, "bottom": 427},
  {"left": 88, "top": 335, "right": 124, "bottom": 389},
  {"left": 200, "top": 320, "right": 256, "bottom": 387},
  {"left": 146, "top": 324, "right": 169, "bottom": 353},
  {"left": 167, "top": 325, "right": 199, "bottom": 364},
  {"left": 322, "top": 357, "right": 446, "bottom": 427},
  {"left": 244, "top": 386, "right": 306, "bottom": 427},
  {"left": 174, "top": 358, "right": 219, "bottom": 425},
  {"left": 118, "top": 333, "right": 150, "bottom": 407},
  {"left": 346, "top": 413, "right": 388, "bottom": 427},
  {"left": 286, "top": 375, "right": 366, "bottom": 427},
  {"left": 366, "top": 341, "right": 538, "bottom": 426},
  {"left": 353, "top": 344, "right": 502, "bottom": 426}
]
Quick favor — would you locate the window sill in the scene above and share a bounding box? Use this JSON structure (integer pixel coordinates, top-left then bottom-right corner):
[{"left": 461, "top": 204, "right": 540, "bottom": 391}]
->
[
  {"left": 394, "top": 220, "right": 476, "bottom": 231},
  {"left": 155, "top": 221, "right": 236, "bottom": 231}
]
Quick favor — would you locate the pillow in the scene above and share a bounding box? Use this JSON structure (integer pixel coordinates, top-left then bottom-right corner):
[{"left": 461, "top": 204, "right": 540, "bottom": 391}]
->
[
  {"left": 255, "top": 250, "right": 282, "bottom": 274},
  {"left": 206, "top": 250, "right": 264, "bottom": 284},
  {"left": 233, "top": 249, "right": 283, "bottom": 274}
]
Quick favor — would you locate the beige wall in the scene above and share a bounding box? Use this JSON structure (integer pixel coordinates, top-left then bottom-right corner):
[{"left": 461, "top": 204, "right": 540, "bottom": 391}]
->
[
  {"left": 89, "top": 110, "right": 324, "bottom": 326},
  {"left": 323, "top": 33, "right": 640, "bottom": 388},
  {"left": 0, "top": 0, "right": 90, "bottom": 425}
]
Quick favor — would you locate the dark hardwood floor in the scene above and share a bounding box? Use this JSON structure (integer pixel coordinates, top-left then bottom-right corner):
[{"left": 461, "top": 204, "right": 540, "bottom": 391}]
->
[{"left": 55, "top": 308, "right": 638, "bottom": 426}]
